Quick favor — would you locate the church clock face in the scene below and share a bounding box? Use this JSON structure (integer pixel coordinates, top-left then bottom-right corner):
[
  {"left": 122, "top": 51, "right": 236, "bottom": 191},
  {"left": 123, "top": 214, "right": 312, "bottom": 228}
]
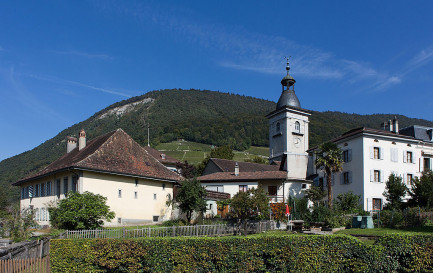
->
[{"left": 294, "top": 137, "right": 301, "bottom": 147}]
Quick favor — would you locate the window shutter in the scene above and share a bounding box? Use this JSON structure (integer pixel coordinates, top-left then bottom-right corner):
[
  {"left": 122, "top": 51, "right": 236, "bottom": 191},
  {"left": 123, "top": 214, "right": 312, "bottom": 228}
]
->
[
  {"left": 349, "top": 171, "right": 353, "bottom": 184},
  {"left": 403, "top": 151, "right": 407, "bottom": 163},
  {"left": 348, "top": 149, "right": 352, "bottom": 162},
  {"left": 370, "top": 170, "right": 374, "bottom": 182},
  {"left": 369, "top": 146, "right": 374, "bottom": 159},
  {"left": 420, "top": 157, "right": 424, "bottom": 172},
  {"left": 381, "top": 171, "right": 384, "bottom": 183},
  {"left": 380, "top": 148, "right": 384, "bottom": 160},
  {"left": 403, "top": 173, "right": 407, "bottom": 184},
  {"left": 412, "top": 153, "right": 416, "bottom": 164}
]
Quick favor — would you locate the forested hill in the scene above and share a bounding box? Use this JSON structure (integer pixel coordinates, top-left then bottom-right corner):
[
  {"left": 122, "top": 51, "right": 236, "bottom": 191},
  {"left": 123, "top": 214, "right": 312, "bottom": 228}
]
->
[{"left": 1, "top": 88, "right": 433, "bottom": 204}]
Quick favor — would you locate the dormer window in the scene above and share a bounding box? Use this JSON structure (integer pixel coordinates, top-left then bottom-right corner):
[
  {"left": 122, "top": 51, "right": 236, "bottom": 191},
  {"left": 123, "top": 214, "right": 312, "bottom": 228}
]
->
[{"left": 295, "top": 121, "right": 300, "bottom": 133}]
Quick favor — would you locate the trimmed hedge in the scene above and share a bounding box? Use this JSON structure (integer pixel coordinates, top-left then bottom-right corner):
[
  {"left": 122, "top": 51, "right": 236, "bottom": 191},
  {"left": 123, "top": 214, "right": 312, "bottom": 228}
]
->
[{"left": 50, "top": 234, "right": 433, "bottom": 272}]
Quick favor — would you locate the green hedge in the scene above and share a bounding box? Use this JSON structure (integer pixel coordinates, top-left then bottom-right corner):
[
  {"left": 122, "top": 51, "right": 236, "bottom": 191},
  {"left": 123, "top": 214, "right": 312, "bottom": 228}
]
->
[{"left": 50, "top": 234, "right": 433, "bottom": 272}]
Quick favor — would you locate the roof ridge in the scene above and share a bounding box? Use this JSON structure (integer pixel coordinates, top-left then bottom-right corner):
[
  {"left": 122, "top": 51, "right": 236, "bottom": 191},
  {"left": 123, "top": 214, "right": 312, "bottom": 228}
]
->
[{"left": 73, "top": 129, "right": 119, "bottom": 166}]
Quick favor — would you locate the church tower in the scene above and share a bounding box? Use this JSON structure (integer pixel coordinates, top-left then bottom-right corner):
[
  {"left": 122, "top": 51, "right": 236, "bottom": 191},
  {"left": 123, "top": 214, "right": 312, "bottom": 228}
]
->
[{"left": 266, "top": 59, "right": 310, "bottom": 179}]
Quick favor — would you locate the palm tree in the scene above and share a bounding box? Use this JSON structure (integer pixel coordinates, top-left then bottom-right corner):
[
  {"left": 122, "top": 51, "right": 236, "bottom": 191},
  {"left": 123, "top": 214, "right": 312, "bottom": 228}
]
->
[{"left": 315, "top": 142, "right": 343, "bottom": 209}]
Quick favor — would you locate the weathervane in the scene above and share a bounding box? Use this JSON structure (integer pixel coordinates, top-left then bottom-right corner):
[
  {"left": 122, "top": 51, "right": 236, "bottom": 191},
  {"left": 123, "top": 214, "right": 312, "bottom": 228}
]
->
[{"left": 284, "top": 56, "right": 291, "bottom": 74}]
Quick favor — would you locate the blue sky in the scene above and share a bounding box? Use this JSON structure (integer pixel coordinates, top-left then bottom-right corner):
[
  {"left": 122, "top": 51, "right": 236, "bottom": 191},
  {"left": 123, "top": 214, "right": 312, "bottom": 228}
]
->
[{"left": 1, "top": 1, "right": 433, "bottom": 161}]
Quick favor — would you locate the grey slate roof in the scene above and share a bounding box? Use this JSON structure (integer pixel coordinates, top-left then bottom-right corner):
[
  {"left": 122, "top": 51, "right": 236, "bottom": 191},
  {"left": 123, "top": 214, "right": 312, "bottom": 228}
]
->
[
  {"left": 400, "top": 125, "right": 433, "bottom": 142},
  {"left": 276, "top": 89, "right": 301, "bottom": 109}
]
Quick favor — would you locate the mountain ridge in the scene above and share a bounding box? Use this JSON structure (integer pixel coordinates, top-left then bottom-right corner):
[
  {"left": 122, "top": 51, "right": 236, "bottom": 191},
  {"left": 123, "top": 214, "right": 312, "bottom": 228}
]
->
[{"left": 1, "top": 88, "right": 433, "bottom": 204}]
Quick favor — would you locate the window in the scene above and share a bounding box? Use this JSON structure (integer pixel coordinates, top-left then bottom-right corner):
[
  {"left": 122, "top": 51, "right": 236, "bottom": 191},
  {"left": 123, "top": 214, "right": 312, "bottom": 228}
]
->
[
  {"left": 295, "top": 121, "right": 300, "bottom": 133},
  {"left": 404, "top": 151, "right": 415, "bottom": 163},
  {"left": 63, "top": 177, "right": 68, "bottom": 195},
  {"left": 206, "top": 185, "right": 224, "bottom": 192},
  {"left": 342, "top": 149, "right": 352, "bottom": 163},
  {"left": 373, "top": 198, "right": 382, "bottom": 211},
  {"left": 135, "top": 179, "right": 138, "bottom": 187},
  {"left": 276, "top": 122, "right": 280, "bottom": 133},
  {"left": 374, "top": 170, "right": 380, "bottom": 182},
  {"left": 153, "top": 193, "right": 157, "bottom": 200},
  {"left": 153, "top": 216, "right": 160, "bottom": 222},
  {"left": 46, "top": 181, "right": 52, "bottom": 196},
  {"left": 301, "top": 183, "right": 307, "bottom": 190},
  {"left": 118, "top": 189, "right": 122, "bottom": 198},
  {"left": 35, "top": 184, "right": 39, "bottom": 197},
  {"left": 209, "top": 203, "right": 213, "bottom": 210},
  {"left": 268, "top": 186, "right": 277, "bottom": 196},
  {"left": 239, "top": 185, "right": 248, "bottom": 192},
  {"left": 56, "top": 179, "right": 61, "bottom": 198},
  {"left": 134, "top": 191, "right": 138, "bottom": 199},
  {"left": 162, "top": 184, "right": 166, "bottom": 191},
  {"left": 425, "top": 158, "right": 431, "bottom": 171},
  {"left": 370, "top": 146, "right": 383, "bottom": 160},
  {"left": 407, "top": 174, "right": 413, "bottom": 185},
  {"left": 374, "top": 147, "right": 380, "bottom": 159},
  {"left": 40, "top": 183, "right": 45, "bottom": 197},
  {"left": 407, "top": 151, "right": 413, "bottom": 163},
  {"left": 342, "top": 172, "right": 351, "bottom": 184},
  {"left": 21, "top": 188, "right": 25, "bottom": 200},
  {"left": 72, "top": 176, "right": 77, "bottom": 193}
]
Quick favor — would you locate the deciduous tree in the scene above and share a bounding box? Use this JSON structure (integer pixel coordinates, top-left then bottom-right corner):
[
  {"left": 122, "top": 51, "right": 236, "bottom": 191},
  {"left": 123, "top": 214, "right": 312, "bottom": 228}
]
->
[
  {"left": 174, "top": 178, "right": 207, "bottom": 223},
  {"left": 48, "top": 191, "right": 115, "bottom": 230}
]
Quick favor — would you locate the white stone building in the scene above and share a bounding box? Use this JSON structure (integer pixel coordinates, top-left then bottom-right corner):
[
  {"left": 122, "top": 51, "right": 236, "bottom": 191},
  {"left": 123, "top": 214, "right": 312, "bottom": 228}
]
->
[
  {"left": 308, "top": 120, "right": 433, "bottom": 211},
  {"left": 14, "top": 129, "right": 181, "bottom": 227}
]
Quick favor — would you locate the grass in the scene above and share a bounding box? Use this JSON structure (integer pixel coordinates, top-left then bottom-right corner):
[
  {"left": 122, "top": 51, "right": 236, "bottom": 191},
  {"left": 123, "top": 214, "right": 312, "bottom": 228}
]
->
[
  {"left": 335, "top": 226, "right": 433, "bottom": 236},
  {"left": 155, "top": 140, "right": 269, "bottom": 165}
]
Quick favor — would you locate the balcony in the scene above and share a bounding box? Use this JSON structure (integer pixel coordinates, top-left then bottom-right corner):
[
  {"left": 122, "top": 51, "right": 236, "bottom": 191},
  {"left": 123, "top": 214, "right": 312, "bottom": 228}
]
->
[{"left": 268, "top": 195, "right": 285, "bottom": 203}]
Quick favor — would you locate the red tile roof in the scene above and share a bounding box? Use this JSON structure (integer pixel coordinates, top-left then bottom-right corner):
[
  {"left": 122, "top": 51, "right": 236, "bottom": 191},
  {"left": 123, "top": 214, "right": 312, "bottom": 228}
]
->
[
  {"left": 14, "top": 129, "right": 181, "bottom": 185},
  {"left": 143, "top": 146, "right": 179, "bottom": 165},
  {"left": 198, "top": 171, "right": 288, "bottom": 182},
  {"left": 205, "top": 190, "right": 230, "bottom": 200}
]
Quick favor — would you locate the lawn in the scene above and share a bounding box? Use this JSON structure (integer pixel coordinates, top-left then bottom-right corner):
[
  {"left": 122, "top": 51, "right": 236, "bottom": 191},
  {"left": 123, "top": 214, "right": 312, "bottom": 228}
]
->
[{"left": 335, "top": 226, "right": 433, "bottom": 236}]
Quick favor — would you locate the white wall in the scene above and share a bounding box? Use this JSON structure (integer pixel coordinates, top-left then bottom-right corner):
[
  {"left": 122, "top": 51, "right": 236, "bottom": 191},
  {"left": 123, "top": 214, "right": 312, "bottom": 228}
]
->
[{"left": 82, "top": 171, "right": 174, "bottom": 226}]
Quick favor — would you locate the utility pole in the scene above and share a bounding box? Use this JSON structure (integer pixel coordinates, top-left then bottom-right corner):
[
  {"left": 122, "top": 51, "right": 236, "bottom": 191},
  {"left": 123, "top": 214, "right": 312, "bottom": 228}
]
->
[{"left": 147, "top": 126, "right": 150, "bottom": 147}]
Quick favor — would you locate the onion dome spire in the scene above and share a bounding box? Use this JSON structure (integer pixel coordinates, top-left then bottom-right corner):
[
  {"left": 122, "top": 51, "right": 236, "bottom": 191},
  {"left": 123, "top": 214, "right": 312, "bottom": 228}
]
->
[{"left": 276, "top": 57, "right": 301, "bottom": 109}]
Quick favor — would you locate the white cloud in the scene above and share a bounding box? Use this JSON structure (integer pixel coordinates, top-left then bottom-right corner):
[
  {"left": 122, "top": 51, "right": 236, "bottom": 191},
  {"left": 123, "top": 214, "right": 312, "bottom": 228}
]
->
[{"left": 26, "top": 73, "right": 132, "bottom": 98}]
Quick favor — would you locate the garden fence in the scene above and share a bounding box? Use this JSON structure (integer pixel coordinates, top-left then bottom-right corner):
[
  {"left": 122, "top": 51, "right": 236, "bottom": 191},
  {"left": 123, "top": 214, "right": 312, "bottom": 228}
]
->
[
  {"left": 63, "top": 221, "right": 275, "bottom": 239},
  {"left": 0, "top": 256, "right": 50, "bottom": 273}
]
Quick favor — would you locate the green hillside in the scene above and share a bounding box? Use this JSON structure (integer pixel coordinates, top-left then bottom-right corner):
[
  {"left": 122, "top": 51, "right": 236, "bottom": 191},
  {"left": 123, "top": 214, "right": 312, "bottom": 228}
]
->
[
  {"left": 155, "top": 140, "right": 269, "bottom": 165},
  {"left": 1, "top": 88, "right": 433, "bottom": 205}
]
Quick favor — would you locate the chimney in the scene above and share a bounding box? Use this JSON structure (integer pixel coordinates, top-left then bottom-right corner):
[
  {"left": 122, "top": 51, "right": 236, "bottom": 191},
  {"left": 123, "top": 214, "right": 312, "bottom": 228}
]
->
[
  {"left": 66, "top": 136, "right": 77, "bottom": 153},
  {"left": 392, "top": 116, "right": 399, "bottom": 133},
  {"left": 388, "top": 120, "right": 393, "bottom": 132},
  {"left": 234, "top": 162, "right": 239, "bottom": 176},
  {"left": 78, "top": 129, "right": 86, "bottom": 150}
]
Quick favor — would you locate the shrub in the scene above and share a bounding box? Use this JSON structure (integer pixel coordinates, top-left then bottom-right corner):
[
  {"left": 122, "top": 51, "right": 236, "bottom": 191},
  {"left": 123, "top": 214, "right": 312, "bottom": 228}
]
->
[
  {"left": 51, "top": 234, "right": 413, "bottom": 272},
  {"left": 378, "top": 209, "right": 404, "bottom": 228}
]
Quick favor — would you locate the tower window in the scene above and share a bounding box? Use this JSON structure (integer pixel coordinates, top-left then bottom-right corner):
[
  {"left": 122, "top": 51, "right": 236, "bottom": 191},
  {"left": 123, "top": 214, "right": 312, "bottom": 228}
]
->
[{"left": 295, "top": 121, "right": 300, "bottom": 133}]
